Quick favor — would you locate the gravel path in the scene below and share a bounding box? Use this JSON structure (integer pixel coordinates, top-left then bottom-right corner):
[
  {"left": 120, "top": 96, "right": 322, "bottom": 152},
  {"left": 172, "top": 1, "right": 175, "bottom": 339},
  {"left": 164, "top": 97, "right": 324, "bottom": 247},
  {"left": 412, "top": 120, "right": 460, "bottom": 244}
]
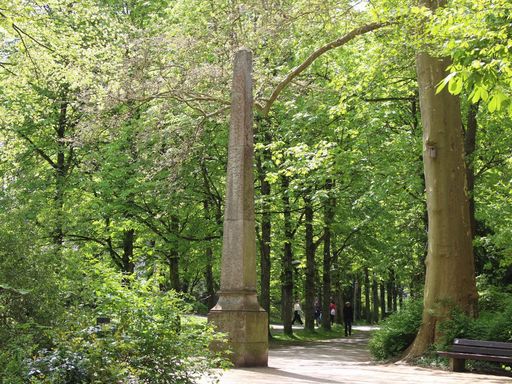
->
[{"left": 201, "top": 326, "right": 512, "bottom": 384}]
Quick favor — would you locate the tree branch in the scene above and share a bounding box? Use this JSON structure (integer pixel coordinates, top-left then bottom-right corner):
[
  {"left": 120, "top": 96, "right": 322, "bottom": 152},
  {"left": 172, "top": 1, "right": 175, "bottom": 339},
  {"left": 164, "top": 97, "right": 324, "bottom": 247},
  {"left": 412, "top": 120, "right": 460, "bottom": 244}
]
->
[
  {"left": 262, "top": 21, "right": 391, "bottom": 116},
  {"left": 0, "top": 11, "right": 54, "bottom": 52},
  {"left": 17, "top": 131, "right": 57, "bottom": 169},
  {"left": 363, "top": 96, "right": 416, "bottom": 102}
]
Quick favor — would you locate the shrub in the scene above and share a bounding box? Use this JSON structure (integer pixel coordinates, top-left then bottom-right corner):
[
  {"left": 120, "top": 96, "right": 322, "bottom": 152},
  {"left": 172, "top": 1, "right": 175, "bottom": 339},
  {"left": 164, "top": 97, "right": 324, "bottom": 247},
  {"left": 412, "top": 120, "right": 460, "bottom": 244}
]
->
[
  {"left": 26, "top": 275, "right": 230, "bottom": 384},
  {"left": 369, "top": 298, "right": 423, "bottom": 360},
  {"left": 437, "top": 286, "right": 512, "bottom": 348}
]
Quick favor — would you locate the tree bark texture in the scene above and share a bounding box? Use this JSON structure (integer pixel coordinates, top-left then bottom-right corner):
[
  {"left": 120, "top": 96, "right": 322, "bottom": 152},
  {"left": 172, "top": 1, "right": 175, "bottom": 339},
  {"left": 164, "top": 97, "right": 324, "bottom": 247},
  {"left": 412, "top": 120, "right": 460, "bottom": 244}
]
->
[
  {"left": 122, "top": 229, "right": 135, "bottom": 274},
  {"left": 407, "top": 20, "right": 478, "bottom": 356},
  {"left": 364, "top": 267, "right": 371, "bottom": 323},
  {"left": 281, "top": 175, "right": 294, "bottom": 336},
  {"left": 169, "top": 215, "right": 181, "bottom": 291},
  {"left": 354, "top": 279, "right": 361, "bottom": 321},
  {"left": 304, "top": 194, "right": 316, "bottom": 331},
  {"left": 380, "top": 282, "right": 386, "bottom": 321},
  {"left": 372, "top": 275, "right": 379, "bottom": 323},
  {"left": 256, "top": 129, "right": 272, "bottom": 317},
  {"left": 321, "top": 179, "right": 334, "bottom": 330}
]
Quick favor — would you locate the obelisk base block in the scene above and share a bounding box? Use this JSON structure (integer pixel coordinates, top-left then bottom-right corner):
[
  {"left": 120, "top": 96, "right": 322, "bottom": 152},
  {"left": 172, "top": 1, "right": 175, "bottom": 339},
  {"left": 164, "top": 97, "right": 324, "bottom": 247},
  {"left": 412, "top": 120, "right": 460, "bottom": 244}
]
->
[{"left": 208, "top": 301, "right": 268, "bottom": 367}]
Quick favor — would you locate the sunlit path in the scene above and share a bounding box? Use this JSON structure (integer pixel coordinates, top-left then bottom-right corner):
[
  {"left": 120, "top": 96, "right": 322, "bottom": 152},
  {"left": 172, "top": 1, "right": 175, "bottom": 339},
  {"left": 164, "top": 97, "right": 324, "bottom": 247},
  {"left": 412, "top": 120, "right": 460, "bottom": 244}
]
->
[{"left": 201, "top": 327, "right": 512, "bottom": 384}]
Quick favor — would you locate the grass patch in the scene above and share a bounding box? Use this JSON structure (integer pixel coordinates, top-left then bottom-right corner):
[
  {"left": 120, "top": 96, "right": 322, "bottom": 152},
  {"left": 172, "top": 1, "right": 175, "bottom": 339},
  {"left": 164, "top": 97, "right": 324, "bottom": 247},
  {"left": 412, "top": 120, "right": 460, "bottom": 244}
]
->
[{"left": 270, "top": 324, "right": 346, "bottom": 345}]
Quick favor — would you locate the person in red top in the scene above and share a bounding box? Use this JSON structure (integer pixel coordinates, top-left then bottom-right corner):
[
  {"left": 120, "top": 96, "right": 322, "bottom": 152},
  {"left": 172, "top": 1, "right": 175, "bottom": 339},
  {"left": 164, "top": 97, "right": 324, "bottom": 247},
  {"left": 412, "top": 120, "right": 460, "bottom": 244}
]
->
[{"left": 329, "top": 300, "right": 336, "bottom": 325}]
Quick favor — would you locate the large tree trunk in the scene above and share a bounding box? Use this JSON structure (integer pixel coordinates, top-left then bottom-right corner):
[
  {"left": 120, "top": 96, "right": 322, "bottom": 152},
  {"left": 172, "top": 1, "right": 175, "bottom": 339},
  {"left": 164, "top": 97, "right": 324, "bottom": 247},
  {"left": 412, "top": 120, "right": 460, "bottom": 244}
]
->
[
  {"left": 256, "top": 119, "right": 272, "bottom": 327},
  {"left": 321, "top": 179, "right": 334, "bottom": 330},
  {"left": 122, "top": 229, "right": 135, "bottom": 274},
  {"left": 372, "top": 275, "right": 379, "bottom": 323},
  {"left": 304, "top": 193, "right": 316, "bottom": 331},
  {"left": 201, "top": 161, "right": 222, "bottom": 309},
  {"left": 364, "top": 267, "right": 371, "bottom": 324},
  {"left": 354, "top": 279, "right": 361, "bottom": 321},
  {"left": 281, "top": 175, "right": 294, "bottom": 336},
  {"left": 407, "top": 2, "right": 478, "bottom": 356},
  {"left": 169, "top": 215, "right": 181, "bottom": 291},
  {"left": 53, "top": 86, "right": 72, "bottom": 252},
  {"left": 202, "top": 196, "right": 216, "bottom": 310}
]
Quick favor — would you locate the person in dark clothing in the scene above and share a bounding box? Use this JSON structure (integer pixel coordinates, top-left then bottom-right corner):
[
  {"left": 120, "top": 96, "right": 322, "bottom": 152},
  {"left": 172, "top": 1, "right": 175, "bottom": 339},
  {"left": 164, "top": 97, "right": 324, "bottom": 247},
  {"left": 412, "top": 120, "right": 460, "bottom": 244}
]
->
[
  {"left": 343, "top": 301, "right": 354, "bottom": 336},
  {"left": 314, "top": 300, "right": 321, "bottom": 327}
]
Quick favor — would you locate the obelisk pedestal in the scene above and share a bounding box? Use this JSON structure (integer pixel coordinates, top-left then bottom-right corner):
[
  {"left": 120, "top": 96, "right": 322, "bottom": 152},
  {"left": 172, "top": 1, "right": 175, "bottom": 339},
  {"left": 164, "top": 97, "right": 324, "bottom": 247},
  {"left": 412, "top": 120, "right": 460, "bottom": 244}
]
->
[{"left": 207, "top": 48, "right": 268, "bottom": 367}]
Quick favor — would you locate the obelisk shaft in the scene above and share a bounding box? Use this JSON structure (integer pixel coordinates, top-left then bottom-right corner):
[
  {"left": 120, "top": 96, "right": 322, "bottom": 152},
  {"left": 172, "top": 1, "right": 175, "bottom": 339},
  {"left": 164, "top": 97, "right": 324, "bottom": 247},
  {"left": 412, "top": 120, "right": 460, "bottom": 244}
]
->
[
  {"left": 220, "top": 48, "right": 257, "bottom": 293},
  {"left": 208, "top": 48, "right": 268, "bottom": 367}
]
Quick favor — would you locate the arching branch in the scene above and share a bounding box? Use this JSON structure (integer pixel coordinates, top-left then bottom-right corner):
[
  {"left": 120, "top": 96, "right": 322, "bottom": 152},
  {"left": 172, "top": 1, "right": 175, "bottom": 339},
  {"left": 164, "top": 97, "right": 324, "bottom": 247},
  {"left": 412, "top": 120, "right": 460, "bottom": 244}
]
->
[{"left": 261, "top": 21, "right": 391, "bottom": 116}]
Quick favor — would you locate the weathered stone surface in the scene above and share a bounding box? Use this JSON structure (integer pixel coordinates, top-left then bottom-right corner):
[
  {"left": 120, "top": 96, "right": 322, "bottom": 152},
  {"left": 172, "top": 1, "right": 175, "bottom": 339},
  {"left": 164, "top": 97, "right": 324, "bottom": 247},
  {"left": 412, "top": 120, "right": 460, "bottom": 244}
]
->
[
  {"left": 208, "top": 310, "right": 268, "bottom": 367},
  {"left": 208, "top": 48, "right": 268, "bottom": 367}
]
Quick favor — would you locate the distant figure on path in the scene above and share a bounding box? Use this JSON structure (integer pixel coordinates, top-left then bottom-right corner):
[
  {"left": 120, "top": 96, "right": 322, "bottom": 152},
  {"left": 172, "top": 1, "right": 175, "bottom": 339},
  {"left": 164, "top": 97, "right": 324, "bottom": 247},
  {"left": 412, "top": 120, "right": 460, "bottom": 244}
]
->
[
  {"left": 343, "top": 301, "right": 354, "bottom": 336},
  {"left": 292, "top": 299, "right": 303, "bottom": 325},
  {"left": 329, "top": 300, "right": 336, "bottom": 325},
  {"left": 314, "top": 300, "right": 321, "bottom": 327}
]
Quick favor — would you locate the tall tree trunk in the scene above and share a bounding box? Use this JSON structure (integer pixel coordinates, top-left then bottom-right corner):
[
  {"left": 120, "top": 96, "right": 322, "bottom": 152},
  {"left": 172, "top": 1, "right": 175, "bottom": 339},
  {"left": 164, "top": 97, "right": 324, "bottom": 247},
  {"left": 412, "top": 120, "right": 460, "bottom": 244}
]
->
[
  {"left": 364, "top": 267, "right": 371, "bottom": 324},
  {"left": 304, "top": 193, "right": 316, "bottom": 331},
  {"left": 380, "top": 282, "right": 386, "bottom": 321},
  {"left": 392, "top": 282, "right": 398, "bottom": 312},
  {"left": 122, "top": 229, "right": 135, "bottom": 274},
  {"left": 53, "top": 87, "right": 70, "bottom": 252},
  {"left": 281, "top": 175, "right": 294, "bottom": 336},
  {"left": 407, "top": 1, "right": 478, "bottom": 355},
  {"left": 386, "top": 274, "right": 393, "bottom": 314},
  {"left": 372, "top": 275, "right": 379, "bottom": 323},
  {"left": 321, "top": 179, "right": 334, "bottom": 330},
  {"left": 203, "top": 198, "right": 216, "bottom": 310},
  {"left": 333, "top": 248, "right": 343, "bottom": 325},
  {"left": 354, "top": 279, "right": 361, "bottom": 321},
  {"left": 256, "top": 119, "right": 272, "bottom": 324},
  {"left": 169, "top": 215, "right": 181, "bottom": 291},
  {"left": 201, "top": 161, "right": 222, "bottom": 309}
]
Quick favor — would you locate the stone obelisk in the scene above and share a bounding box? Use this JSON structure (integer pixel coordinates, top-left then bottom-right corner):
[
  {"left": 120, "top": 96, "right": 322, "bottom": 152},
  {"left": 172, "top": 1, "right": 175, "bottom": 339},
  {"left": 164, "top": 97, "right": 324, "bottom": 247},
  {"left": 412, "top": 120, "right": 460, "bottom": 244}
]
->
[{"left": 207, "top": 48, "right": 268, "bottom": 367}]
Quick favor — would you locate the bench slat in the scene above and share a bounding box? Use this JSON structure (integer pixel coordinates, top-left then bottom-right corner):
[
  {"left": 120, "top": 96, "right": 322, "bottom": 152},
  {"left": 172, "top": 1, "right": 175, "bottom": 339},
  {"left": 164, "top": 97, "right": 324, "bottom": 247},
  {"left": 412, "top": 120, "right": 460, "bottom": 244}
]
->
[
  {"left": 451, "top": 344, "right": 512, "bottom": 357},
  {"left": 454, "top": 338, "right": 512, "bottom": 350},
  {"left": 438, "top": 351, "right": 512, "bottom": 364}
]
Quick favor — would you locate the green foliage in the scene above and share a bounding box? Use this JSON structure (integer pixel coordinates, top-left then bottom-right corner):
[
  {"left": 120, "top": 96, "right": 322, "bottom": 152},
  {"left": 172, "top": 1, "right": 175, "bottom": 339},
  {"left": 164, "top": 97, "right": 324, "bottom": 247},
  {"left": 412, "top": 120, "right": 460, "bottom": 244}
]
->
[
  {"left": 428, "top": 0, "right": 512, "bottom": 115},
  {"left": 368, "top": 299, "right": 423, "bottom": 360},
  {"left": 370, "top": 288, "right": 512, "bottom": 362},
  {"left": 25, "top": 273, "right": 229, "bottom": 383},
  {"left": 1, "top": 0, "right": 512, "bottom": 378},
  {"left": 437, "top": 286, "right": 512, "bottom": 349}
]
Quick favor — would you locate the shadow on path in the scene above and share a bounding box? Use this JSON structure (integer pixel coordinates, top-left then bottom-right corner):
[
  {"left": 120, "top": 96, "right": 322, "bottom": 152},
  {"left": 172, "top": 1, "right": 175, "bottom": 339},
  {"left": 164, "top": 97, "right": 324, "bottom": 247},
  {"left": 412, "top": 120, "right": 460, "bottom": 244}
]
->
[{"left": 202, "top": 326, "right": 512, "bottom": 384}]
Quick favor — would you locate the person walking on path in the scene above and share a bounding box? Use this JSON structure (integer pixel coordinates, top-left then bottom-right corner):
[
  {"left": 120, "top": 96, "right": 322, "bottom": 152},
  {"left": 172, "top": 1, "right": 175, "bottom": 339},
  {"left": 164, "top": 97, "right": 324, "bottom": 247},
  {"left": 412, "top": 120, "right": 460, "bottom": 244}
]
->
[
  {"left": 314, "top": 300, "right": 321, "bottom": 327},
  {"left": 292, "top": 299, "right": 303, "bottom": 325},
  {"left": 343, "top": 301, "right": 354, "bottom": 336},
  {"left": 329, "top": 300, "right": 336, "bottom": 325}
]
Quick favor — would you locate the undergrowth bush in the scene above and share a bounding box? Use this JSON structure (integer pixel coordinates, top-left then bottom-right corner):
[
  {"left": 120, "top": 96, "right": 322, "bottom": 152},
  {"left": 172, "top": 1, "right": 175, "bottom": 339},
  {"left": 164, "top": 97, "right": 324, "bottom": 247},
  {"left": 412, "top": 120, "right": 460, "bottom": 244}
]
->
[
  {"left": 369, "top": 283, "right": 512, "bottom": 365},
  {"left": 438, "top": 287, "right": 512, "bottom": 346},
  {"left": 12, "top": 263, "right": 231, "bottom": 384},
  {"left": 368, "top": 299, "right": 423, "bottom": 360},
  {"left": 27, "top": 276, "right": 230, "bottom": 384}
]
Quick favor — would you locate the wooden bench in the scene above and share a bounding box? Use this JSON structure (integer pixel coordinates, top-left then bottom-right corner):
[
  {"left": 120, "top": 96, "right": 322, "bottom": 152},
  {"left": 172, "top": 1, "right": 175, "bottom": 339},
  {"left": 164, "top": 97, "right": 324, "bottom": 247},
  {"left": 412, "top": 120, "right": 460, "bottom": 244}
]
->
[{"left": 438, "top": 338, "right": 512, "bottom": 372}]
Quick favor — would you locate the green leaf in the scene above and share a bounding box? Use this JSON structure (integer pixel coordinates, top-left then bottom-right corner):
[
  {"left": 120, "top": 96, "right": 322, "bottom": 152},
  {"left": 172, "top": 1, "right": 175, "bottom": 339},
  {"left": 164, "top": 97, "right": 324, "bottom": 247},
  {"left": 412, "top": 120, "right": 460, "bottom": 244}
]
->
[
  {"left": 436, "top": 72, "right": 457, "bottom": 94},
  {"left": 448, "top": 77, "right": 463, "bottom": 95},
  {"left": 487, "top": 91, "right": 507, "bottom": 113},
  {"left": 470, "top": 87, "right": 481, "bottom": 104}
]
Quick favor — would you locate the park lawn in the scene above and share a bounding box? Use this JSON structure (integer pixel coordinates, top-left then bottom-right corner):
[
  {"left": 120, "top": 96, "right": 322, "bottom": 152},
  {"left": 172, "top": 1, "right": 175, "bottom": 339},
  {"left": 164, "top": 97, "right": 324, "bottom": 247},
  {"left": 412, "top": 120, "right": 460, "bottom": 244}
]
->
[{"left": 270, "top": 324, "right": 347, "bottom": 345}]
